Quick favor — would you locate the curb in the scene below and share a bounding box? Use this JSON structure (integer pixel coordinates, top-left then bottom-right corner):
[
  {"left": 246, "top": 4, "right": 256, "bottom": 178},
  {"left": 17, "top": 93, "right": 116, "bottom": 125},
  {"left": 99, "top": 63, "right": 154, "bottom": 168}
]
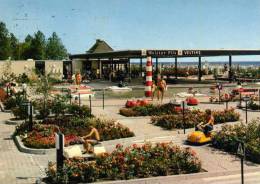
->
[
  {"left": 239, "top": 108, "right": 260, "bottom": 112},
  {"left": 13, "top": 135, "right": 55, "bottom": 155},
  {"left": 200, "top": 102, "right": 224, "bottom": 105},
  {"left": 5, "top": 119, "right": 24, "bottom": 125},
  {"left": 3, "top": 110, "right": 11, "bottom": 113},
  {"left": 93, "top": 167, "right": 260, "bottom": 184}
]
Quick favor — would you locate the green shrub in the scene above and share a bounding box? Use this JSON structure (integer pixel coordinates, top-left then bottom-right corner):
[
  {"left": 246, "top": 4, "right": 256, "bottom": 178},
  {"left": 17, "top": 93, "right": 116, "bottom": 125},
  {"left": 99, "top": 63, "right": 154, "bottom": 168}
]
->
[
  {"left": 119, "top": 108, "right": 140, "bottom": 117},
  {"left": 19, "top": 117, "right": 135, "bottom": 148},
  {"left": 3, "top": 97, "right": 17, "bottom": 110},
  {"left": 67, "top": 104, "right": 91, "bottom": 118},
  {"left": 50, "top": 95, "right": 69, "bottom": 117},
  {"left": 248, "top": 101, "right": 260, "bottom": 110},
  {"left": 212, "top": 120, "right": 260, "bottom": 163},
  {"left": 11, "top": 106, "right": 27, "bottom": 120},
  {"left": 151, "top": 109, "right": 240, "bottom": 130}
]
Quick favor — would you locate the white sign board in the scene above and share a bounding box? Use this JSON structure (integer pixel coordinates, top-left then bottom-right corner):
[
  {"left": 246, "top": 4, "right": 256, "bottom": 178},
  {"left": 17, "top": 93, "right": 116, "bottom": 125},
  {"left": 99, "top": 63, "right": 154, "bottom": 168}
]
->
[
  {"left": 237, "top": 142, "right": 245, "bottom": 157},
  {"left": 55, "top": 133, "right": 59, "bottom": 149},
  {"left": 243, "top": 97, "right": 250, "bottom": 101},
  {"left": 141, "top": 49, "right": 147, "bottom": 56}
]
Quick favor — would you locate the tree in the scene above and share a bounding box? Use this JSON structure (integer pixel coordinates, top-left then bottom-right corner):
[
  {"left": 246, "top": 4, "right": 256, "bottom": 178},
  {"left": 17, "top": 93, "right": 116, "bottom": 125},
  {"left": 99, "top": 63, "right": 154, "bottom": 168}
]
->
[
  {"left": 9, "top": 33, "right": 19, "bottom": 60},
  {"left": 20, "top": 34, "right": 33, "bottom": 59},
  {"left": 45, "top": 32, "right": 67, "bottom": 60},
  {"left": 30, "top": 31, "right": 46, "bottom": 60},
  {"left": 0, "top": 22, "right": 11, "bottom": 60}
]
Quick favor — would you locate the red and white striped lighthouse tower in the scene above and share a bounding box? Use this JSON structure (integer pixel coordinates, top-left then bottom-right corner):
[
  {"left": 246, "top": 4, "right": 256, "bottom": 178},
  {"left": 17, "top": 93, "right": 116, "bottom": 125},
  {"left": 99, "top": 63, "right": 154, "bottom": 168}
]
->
[{"left": 145, "top": 56, "right": 153, "bottom": 97}]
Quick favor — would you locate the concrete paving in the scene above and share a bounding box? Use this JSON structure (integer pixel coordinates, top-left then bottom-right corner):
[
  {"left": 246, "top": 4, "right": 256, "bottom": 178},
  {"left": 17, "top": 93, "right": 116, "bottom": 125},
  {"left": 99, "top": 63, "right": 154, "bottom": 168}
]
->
[
  {"left": 0, "top": 112, "right": 55, "bottom": 184},
  {"left": 0, "top": 96, "right": 259, "bottom": 183}
]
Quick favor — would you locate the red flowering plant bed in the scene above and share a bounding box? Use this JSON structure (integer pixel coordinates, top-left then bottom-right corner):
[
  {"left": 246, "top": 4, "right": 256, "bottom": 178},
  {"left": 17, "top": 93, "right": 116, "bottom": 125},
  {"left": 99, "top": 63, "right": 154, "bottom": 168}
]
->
[
  {"left": 45, "top": 142, "right": 202, "bottom": 183},
  {"left": 22, "top": 124, "right": 82, "bottom": 149},
  {"left": 151, "top": 108, "right": 240, "bottom": 130},
  {"left": 15, "top": 117, "right": 135, "bottom": 149},
  {"left": 119, "top": 103, "right": 181, "bottom": 117}
]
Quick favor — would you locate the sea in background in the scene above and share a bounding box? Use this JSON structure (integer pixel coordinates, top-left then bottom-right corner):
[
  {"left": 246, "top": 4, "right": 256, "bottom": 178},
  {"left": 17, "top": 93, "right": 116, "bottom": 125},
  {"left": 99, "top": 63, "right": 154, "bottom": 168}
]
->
[
  {"left": 132, "top": 61, "right": 260, "bottom": 67},
  {"left": 169, "top": 61, "right": 260, "bottom": 67}
]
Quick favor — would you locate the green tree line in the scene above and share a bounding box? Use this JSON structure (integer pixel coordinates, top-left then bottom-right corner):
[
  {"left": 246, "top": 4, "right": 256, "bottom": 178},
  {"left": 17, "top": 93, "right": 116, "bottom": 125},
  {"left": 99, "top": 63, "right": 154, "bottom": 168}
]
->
[{"left": 0, "top": 21, "right": 68, "bottom": 60}]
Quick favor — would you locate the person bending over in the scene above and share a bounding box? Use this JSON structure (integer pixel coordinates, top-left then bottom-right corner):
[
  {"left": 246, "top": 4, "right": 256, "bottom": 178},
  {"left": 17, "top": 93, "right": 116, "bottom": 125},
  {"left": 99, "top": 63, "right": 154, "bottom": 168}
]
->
[
  {"left": 196, "top": 109, "right": 214, "bottom": 135},
  {"left": 82, "top": 126, "right": 100, "bottom": 154}
]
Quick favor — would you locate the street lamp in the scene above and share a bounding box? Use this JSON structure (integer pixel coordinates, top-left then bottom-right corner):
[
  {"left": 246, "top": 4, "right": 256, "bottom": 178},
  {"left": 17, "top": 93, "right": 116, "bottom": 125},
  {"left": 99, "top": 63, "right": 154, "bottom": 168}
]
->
[{"left": 243, "top": 96, "right": 250, "bottom": 124}]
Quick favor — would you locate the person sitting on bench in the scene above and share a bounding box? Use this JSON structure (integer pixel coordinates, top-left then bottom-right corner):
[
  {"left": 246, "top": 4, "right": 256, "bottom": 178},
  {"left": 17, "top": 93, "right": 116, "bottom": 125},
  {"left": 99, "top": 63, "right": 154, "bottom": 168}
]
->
[
  {"left": 82, "top": 126, "right": 100, "bottom": 154},
  {"left": 196, "top": 109, "right": 214, "bottom": 135}
]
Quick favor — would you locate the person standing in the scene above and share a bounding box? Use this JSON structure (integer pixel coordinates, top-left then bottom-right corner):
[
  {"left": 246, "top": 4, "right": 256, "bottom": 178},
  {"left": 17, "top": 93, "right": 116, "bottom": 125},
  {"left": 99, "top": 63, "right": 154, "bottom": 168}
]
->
[
  {"left": 151, "top": 81, "right": 157, "bottom": 101},
  {"left": 157, "top": 78, "right": 167, "bottom": 102}
]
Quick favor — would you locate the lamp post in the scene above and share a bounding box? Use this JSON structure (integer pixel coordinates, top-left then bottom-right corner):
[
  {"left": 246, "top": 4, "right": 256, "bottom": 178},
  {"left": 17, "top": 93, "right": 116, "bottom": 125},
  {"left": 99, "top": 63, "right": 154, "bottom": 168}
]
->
[
  {"left": 217, "top": 83, "right": 222, "bottom": 104},
  {"left": 181, "top": 101, "right": 187, "bottom": 134},
  {"left": 258, "top": 89, "right": 260, "bottom": 110},
  {"left": 243, "top": 96, "right": 250, "bottom": 124}
]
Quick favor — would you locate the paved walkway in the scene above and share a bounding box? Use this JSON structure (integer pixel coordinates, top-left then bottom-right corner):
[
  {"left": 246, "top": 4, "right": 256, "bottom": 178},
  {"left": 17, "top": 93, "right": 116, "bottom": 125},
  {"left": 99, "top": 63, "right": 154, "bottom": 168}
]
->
[
  {"left": 91, "top": 99, "right": 260, "bottom": 173},
  {"left": 0, "top": 97, "right": 259, "bottom": 183},
  {"left": 0, "top": 112, "right": 55, "bottom": 184}
]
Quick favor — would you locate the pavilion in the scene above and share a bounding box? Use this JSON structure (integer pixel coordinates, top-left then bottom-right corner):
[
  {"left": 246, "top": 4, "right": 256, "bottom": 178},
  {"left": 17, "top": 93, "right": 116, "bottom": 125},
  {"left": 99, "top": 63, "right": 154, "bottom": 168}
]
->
[{"left": 70, "top": 40, "right": 260, "bottom": 82}]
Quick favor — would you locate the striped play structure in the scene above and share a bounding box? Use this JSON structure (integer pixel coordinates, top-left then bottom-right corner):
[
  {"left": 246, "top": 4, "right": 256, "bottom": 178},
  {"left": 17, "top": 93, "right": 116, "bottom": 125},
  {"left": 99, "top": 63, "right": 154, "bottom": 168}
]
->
[{"left": 145, "top": 56, "right": 153, "bottom": 97}]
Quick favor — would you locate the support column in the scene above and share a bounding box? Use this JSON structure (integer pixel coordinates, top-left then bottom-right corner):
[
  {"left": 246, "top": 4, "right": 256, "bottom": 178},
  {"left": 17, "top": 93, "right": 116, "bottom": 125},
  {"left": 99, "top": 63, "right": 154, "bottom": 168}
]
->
[
  {"left": 128, "top": 58, "right": 131, "bottom": 82},
  {"left": 156, "top": 57, "right": 159, "bottom": 75},
  {"left": 175, "top": 57, "right": 178, "bottom": 79},
  {"left": 229, "top": 55, "right": 232, "bottom": 82},
  {"left": 98, "top": 58, "right": 102, "bottom": 79},
  {"left": 198, "top": 56, "right": 202, "bottom": 81},
  {"left": 145, "top": 56, "right": 152, "bottom": 97},
  {"left": 140, "top": 58, "right": 143, "bottom": 77}
]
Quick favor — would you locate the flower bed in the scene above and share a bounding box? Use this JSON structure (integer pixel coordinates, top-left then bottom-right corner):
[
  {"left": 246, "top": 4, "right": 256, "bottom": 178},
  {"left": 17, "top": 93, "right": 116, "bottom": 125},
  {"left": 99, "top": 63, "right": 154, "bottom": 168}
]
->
[
  {"left": 151, "top": 109, "right": 240, "bottom": 130},
  {"left": 16, "top": 117, "right": 135, "bottom": 149},
  {"left": 248, "top": 101, "right": 260, "bottom": 110},
  {"left": 119, "top": 103, "right": 180, "bottom": 117},
  {"left": 45, "top": 143, "right": 202, "bottom": 183},
  {"left": 23, "top": 124, "right": 82, "bottom": 149},
  {"left": 212, "top": 121, "right": 260, "bottom": 163}
]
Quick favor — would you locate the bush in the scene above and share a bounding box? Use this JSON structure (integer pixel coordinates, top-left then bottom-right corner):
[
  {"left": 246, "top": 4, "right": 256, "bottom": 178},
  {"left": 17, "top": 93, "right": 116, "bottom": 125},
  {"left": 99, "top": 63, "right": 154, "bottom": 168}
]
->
[
  {"left": 3, "top": 97, "right": 17, "bottom": 110},
  {"left": 151, "top": 109, "right": 240, "bottom": 130},
  {"left": 119, "top": 108, "right": 140, "bottom": 117},
  {"left": 212, "top": 120, "right": 260, "bottom": 163},
  {"left": 11, "top": 106, "right": 27, "bottom": 120},
  {"left": 67, "top": 104, "right": 91, "bottom": 118},
  {"left": 22, "top": 124, "right": 83, "bottom": 149},
  {"left": 3, "top": 91, "right": 27, "bottom": 110},
  {"left": 119, "top": 103, "right": 180, "bottom": 117},
  {"left": 248, "top": 101, "right": 260, "bottom": 110},
  {"left": 51, "top": 95, "right": 68, "bottom": 117},
  {"left": 46, "top": 143, "right": 201, "bottom": 183},
  {"left": 18, "top": 117, "right": 134, "bottom": 148}
]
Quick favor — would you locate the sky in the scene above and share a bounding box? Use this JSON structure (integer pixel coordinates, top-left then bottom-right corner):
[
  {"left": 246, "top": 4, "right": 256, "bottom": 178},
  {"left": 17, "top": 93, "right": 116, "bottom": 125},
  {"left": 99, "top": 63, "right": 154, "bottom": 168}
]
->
[{"left": 1, "top": 0, "right": 260, "bottom": 61}]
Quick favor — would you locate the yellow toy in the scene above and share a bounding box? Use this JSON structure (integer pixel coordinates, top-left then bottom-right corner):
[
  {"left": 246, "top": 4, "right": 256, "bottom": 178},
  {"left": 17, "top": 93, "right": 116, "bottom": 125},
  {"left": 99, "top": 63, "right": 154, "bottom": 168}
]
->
[{"left": 187, "top": 131, "right": 213, "bottom": 144}]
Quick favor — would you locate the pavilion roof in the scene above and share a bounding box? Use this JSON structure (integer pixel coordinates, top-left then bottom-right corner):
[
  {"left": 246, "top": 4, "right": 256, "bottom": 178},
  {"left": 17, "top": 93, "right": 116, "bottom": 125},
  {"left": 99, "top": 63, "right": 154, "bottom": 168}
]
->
[{"left": 87, "top": 39, "right": 113, "bottom": 53}]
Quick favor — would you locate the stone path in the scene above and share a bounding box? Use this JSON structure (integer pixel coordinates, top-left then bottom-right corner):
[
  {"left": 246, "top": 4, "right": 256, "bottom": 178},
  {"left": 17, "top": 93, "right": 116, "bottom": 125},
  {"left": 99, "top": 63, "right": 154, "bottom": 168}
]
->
[
  {"left": 0, "top": 97, "right": 260, "bottom": 183},
  {"left": 0, "top": 112, "right": 55, "bottom": 184},
  {"left": 91, "top": 99, "right": 260, "bottom": 173}
]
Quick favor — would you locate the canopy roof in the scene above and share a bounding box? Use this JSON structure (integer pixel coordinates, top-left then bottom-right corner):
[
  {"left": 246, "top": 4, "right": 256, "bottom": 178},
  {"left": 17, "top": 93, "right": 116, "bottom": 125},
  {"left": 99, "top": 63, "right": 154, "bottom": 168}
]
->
[
  {"left": 70, "top": 40, "right": 260, "bottom": 59},
  {"left": 70, "top": 49, "right": 260, "bottom": 59}
]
